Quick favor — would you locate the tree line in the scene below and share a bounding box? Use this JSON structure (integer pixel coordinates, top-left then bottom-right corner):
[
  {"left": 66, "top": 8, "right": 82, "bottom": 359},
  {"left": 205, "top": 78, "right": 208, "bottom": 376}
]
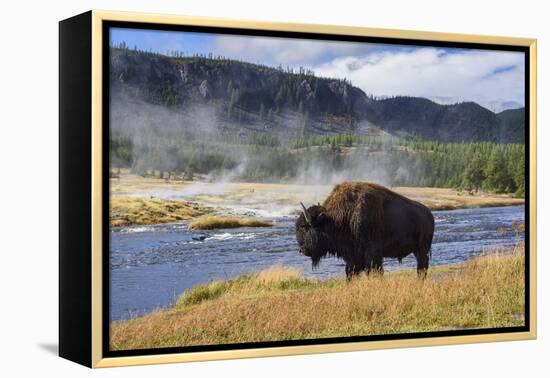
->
[{"left": 110, "top": 133, "right": 525, "bottom": 197}]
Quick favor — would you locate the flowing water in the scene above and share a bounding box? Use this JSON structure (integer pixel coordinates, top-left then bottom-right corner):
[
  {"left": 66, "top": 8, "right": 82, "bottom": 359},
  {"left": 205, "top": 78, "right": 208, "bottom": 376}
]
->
[{"left": 110, "top": 205, "right": 524, "bottom": 322}]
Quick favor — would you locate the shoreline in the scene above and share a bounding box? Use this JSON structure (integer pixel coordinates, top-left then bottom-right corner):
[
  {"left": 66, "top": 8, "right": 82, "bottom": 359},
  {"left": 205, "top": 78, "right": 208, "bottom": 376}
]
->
[
  {"left": 424, "top": 201, "right": 525, "bottom": 211},
  {"left": 110, "top": 244, "right": 525, "bottom": 350}
]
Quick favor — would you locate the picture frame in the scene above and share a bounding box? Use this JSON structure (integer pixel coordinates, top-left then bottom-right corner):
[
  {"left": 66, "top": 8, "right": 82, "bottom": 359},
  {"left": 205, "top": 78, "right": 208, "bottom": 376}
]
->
[{"left": 59, "top": 10, "right": 537, "bottom": 368}]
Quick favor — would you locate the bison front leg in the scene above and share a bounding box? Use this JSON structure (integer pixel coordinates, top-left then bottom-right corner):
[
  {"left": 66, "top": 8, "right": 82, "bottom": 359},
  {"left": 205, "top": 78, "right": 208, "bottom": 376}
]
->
[
  {"left": 364, "top": 241, "right": 384, "bottom": 276},
  {"left": 345, "top": 253, "right": 367, "bottom": 280},
  {"left": 345, "top": 264, "right": 356, "bottom": 280},
  {"left": 366, "top": 254, "right": 383, "bottom": 276},
  {"left": 345, "top": 260, "right": 365, "bottom": 280}
]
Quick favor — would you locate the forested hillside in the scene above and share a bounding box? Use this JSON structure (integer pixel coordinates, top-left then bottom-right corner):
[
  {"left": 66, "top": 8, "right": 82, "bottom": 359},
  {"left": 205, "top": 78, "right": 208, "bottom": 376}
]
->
[
  {"left": 110, "top": 45, "right": 525, "bottom": 144},
  {"left": 109, "top": 44, "right": 525, "bottom": 196}
]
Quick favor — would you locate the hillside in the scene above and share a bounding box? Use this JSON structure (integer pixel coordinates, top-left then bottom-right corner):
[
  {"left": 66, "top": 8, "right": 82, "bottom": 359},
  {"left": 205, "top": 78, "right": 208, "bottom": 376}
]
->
[
  {"left": 496, "top": 108, "right": 526, "bottom": 143},
  {"left": 110, "top": 47, "right": 524, "bottom": 143}
]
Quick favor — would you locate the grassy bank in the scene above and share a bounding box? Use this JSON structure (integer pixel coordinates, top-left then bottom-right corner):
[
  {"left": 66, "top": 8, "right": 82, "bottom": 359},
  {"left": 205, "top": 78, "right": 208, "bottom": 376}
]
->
[
  {"left": 110, "top": 244, "right": 525, "bottom": 350},
  {"left": 110, "top": 196, "right": 211, "bottom": 227},
  {"left": 393, "top": 186, "right": 524, "bottom": 211},
  {"left": 188, "top": 215, "right": 274, "bottom": 230}
]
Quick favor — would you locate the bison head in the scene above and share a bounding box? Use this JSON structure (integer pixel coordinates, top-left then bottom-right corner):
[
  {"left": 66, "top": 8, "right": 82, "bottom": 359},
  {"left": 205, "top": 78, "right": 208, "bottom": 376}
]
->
[{"left": 295, "top": 202, "right": 331, "bottom": 267}]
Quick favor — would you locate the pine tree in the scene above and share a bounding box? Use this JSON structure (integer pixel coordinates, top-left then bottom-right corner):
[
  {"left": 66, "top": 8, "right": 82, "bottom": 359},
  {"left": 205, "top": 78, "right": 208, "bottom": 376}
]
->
[
  {"left": 484, "top": 148, "right": 513, "bottom": 193},
  {"left": 275, "top": 87, "right": 284, "bottom": 113},
  {"left": 185, "top": 163, "right": 194, "bottom": 180},
  {"left": 462, "top": 152, "right": 485, "bottom": 193}
]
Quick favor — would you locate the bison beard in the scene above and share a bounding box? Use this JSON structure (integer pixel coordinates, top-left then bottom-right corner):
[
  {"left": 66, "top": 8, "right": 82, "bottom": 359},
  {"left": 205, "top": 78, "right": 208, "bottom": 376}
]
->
[{"left": 295, "top": 181, "right": 435, "bottom": 279}]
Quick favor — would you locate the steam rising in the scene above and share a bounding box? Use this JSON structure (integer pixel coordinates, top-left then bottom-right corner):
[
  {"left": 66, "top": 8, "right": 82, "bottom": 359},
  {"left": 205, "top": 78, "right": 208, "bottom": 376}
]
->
[{"left": 111, "top": 90, "right": 399, "bottom": 190}]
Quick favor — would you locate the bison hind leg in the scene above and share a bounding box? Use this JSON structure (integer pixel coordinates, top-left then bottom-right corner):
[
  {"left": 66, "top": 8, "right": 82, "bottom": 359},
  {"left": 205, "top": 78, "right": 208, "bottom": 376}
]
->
[{"left": 414, "top": 250, "right": 429, "bottom": 279}]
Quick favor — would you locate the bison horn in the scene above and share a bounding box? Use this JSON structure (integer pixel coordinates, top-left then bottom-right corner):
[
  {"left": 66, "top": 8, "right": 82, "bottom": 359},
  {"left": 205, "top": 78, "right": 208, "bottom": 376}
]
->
[{"left": 300, "top": 202, "right": 312, "bottom": 225}]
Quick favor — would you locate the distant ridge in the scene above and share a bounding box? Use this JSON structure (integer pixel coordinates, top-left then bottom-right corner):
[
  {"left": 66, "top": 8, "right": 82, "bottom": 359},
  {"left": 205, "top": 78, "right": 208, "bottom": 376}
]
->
[{"left": 428, "top": 96, "right": 523, "bottom": 113}]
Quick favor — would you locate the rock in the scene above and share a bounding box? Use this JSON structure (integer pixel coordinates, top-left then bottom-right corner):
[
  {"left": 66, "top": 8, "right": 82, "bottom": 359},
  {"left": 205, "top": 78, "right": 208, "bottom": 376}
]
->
[
  {"left": 199, "top": 80, "right": 211, "bottom": 99},
  {"left": 179, "top": 66, "right": 188, "bottom": 83}
]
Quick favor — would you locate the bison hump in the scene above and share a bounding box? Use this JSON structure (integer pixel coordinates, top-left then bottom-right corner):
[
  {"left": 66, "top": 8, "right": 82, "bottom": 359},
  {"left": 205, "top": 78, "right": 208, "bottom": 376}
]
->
[{"left": 324, "top": 181, "right": 390, "bottom": 238}]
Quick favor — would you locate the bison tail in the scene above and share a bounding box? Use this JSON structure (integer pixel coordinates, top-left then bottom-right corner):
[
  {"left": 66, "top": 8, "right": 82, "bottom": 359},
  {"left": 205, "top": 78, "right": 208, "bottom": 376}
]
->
[
  {"left": 426, "top": 233, "right": 434, "bottom": 260},
  {"left": 419, "top": 228, "right": 434, "bottom": 261}
]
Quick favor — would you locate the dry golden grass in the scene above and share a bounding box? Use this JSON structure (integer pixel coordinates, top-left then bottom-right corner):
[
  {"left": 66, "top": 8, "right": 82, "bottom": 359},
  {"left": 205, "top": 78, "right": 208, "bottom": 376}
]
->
[
  {"left": 110, "top": 169, "right": 194, "bottom": 193},
  {"left": 110, "top": 196, "right": 211, "bottom": 227},
  {"left": 255, "top": 265, "right": 302, "bottom": 285},
  {"left": 393, "top": 187, "right": 524, "bottom": 211},
  {"left": 110, "top": 245, "right": 525, "bottom": 350},
  {"left": 187, "top": 215, "right": 274, "bottom": 230}
]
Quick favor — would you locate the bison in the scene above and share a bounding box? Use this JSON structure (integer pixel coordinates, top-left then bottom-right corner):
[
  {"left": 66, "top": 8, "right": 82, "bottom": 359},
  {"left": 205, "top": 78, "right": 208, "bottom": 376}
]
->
[{"left": 295, "top": 181, "right": 434, "bottom": 279}]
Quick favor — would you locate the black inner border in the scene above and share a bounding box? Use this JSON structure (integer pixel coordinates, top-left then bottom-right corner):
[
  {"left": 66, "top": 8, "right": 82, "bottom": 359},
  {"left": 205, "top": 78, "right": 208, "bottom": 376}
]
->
[{"left": 102, "top": 20, "right": 531, "bottom": 359}]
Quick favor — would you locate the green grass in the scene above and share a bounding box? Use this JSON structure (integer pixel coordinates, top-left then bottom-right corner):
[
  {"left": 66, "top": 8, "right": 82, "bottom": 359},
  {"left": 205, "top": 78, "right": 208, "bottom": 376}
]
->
[
  {"left": 176, "top": 280, "right": 229, "bottom": 306},
  {"left": 110, "top": 245, "right": 525, "bottom": 350}
]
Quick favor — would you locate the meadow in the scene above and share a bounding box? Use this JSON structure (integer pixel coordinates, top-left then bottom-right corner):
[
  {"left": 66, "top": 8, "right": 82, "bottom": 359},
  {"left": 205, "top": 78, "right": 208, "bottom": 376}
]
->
[{"left": 110, "top": 244, "right": 524, "bottom": 350}]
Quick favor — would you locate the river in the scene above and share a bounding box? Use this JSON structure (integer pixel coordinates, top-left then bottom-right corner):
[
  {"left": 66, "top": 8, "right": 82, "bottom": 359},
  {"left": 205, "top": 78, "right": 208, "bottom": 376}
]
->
[{"left": 109, "top": 205, "right": 524, "bottom": 321}]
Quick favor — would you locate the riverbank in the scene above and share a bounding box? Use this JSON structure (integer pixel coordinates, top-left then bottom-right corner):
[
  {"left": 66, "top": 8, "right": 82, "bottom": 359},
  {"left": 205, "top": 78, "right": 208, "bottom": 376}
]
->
[
  {"left": 110, "top": 173, "right": 524, "bottom": 227},
  {"left": 110, "top": 196, "right": 211, "bottom": 227},
  {"left": 110, "top": 244, "right": 524, "bottom": 350},
  {"left": 393, "top": 186, "right": 524, "bottom": 211},
  {"left": 188, "top": 215, "right": 274, "bottom": 230}
]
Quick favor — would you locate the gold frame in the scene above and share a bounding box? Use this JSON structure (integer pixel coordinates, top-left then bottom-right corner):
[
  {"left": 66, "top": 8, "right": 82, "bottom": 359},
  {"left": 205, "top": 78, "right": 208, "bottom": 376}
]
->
[{"left": 90, "top": 9, "right": 537, "bottom": 368}]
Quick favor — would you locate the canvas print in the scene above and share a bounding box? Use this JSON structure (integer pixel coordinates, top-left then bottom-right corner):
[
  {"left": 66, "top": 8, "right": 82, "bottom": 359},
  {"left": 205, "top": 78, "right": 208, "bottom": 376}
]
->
[{"left": 107, "top": 27, "right": 527, "bottom": 351}]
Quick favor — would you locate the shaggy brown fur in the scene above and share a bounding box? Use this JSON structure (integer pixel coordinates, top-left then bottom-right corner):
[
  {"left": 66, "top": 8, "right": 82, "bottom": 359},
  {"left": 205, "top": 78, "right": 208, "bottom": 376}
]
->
[
  {"left": 296, "top": 181, "right": 434, "bottom": 278},
  {"left": 324, "top": 182, "right": 401, "bottom": 239}
]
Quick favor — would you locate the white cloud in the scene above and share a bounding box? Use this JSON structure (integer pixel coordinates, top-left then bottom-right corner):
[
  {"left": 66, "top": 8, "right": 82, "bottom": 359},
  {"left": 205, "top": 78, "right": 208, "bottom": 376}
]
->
[
  {"left": 131, "top": 29, "right": 524, "bottom": 107},
  {"left": 212, "top": 35, "right": 375, "bottom": 66},
  {"left": 312, "top": 48, "right": 525, "bottom": 106}
]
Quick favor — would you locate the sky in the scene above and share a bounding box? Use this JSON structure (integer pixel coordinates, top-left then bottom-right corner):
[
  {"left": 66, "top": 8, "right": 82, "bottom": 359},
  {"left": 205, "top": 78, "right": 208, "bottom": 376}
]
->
[{"left": 111, "top": 27, "right": 525, "bottom": 111}]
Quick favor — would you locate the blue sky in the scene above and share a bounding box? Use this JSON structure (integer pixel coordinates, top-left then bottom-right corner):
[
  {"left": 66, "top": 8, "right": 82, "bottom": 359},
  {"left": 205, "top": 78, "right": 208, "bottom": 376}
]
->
[{"left": 111, "top": 27, "right": 525, "bottom": 110}]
